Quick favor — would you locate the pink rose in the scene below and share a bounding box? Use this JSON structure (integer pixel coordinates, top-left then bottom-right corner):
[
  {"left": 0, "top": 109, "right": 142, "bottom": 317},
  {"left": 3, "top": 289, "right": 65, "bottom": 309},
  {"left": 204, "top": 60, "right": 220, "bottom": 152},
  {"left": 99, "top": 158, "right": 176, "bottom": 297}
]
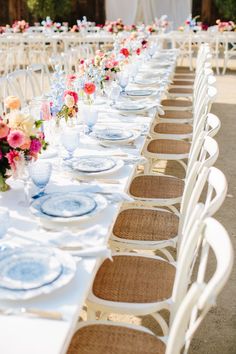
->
[
  {"left": 0, "top": 121, "right": 9, "bottom": 138},
  {"left": 30, "top": 138, "right": 42, "bottom": 154},
  {"left": 7, "top": 129, "right": 25, "bottom": 148}
]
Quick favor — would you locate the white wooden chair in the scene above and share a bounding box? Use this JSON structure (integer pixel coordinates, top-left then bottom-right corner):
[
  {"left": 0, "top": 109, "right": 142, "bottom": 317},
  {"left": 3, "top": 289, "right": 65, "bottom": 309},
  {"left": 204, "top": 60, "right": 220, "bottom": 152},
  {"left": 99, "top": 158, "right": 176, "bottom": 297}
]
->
[
  {"left": 110, "top": 140, "right": 225, "bottom": 262},
  {"left": 222, "top": 32, "right": 236, "bottom": 74},
  {"left": 67, "top": 216, "right": 233, "bottom": 354},
  {"left": 84, "top": 211, "right": 233, "bottom": 341}
]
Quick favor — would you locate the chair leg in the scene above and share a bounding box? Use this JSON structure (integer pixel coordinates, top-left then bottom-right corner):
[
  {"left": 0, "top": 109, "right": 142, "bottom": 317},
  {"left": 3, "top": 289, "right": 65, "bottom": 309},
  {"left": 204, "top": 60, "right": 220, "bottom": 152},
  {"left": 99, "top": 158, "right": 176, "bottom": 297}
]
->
[
  {"left": 87, "top": 307, "right": 97, "bottom": 320},
  {"left": 151, "top": 312, "right": 169, "bottom": 336}
]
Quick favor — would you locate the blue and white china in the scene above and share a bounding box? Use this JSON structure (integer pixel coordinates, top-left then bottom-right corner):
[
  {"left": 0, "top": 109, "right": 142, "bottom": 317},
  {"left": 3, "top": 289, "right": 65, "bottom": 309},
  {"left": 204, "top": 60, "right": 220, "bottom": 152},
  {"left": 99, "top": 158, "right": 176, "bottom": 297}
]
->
[
  {"left": 30, "top": 191, "right": 108, "bottom": 224},
  {"left": 0, "top": 246, "right": 76, "bottom": 300},
  {"left": 73, "top": 156, "right": 116, "bottom": 173},
  {"left": 94, "top": 128, "right": 133, "bottom": 141},
  {"left": 40, "top": 193, "right": 97, "bottom": 218}
]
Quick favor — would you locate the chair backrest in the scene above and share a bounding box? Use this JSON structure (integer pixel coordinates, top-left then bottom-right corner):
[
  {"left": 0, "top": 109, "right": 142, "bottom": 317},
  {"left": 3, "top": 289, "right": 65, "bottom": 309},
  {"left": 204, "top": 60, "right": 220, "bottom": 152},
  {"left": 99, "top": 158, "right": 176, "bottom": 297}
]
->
[
  {"left": 27, "top": 63, "right": 51, "bottom": 97},
  {"left": 179, "top": 166, "right": 227, "bottom": 254},
  {"left": 167, "top": 217, "right": 233, "bottom": 354}
]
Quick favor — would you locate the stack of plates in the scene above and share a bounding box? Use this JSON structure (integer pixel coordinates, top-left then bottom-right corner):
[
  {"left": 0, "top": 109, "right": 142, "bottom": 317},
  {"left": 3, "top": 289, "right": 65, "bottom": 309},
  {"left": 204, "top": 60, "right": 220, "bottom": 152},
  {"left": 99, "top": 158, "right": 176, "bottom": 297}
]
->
[
  {"left": 30, "top": 191, "right": 108, "bottom": 223},
  {"left": 0, "top": 246, "right": 76, "bottom": 300},
  {"left": 92, "top": 128, "right": 140, "bottom": 146},
  {"left": 122, "top": 89, "right": 156, "bottom": 97},
  {"left": 72, "top": 156, "right": 123, "bottom": 176},
  {"left": 112, "top": 101, "right": 146, "bottom": 112}
]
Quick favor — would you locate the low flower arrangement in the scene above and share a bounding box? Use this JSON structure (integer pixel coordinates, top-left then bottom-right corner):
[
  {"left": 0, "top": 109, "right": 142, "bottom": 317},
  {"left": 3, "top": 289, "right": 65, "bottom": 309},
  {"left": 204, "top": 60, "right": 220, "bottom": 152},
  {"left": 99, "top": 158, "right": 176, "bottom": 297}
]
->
[
  {"left": 216, "top": 20, "right": 236, "bottom": 32},
  {"left": 12, "top": 20, "right": 29, "bottom": 33},
  {"left": 56, "top": 90, "right": 78, "bottom": 122},
  {"left": 0, "top": 96, "right": 47, "bottom": 190},
  {"left": 104, "top": 18, "right": 124, "bottom": 33}
]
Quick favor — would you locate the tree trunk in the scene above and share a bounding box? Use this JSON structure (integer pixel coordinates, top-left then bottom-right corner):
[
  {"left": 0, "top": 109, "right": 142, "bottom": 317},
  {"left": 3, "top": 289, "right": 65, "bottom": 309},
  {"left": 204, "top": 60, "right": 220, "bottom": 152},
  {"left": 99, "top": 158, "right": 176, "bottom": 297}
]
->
[{"left": 202, "top": 0, "right": 212, "bottom": 23}]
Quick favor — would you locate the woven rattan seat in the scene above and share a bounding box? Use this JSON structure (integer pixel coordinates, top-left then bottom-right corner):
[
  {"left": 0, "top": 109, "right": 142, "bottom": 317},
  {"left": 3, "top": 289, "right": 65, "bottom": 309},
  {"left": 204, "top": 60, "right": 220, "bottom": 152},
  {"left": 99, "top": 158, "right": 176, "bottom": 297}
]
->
[
  {"left": 92, "top": 255, "right": 175, "bottom": 303},
  {"left": 161, "top": 99, "right": 192, "bottom": 108},
  {"left": 168, "top": 87, "right": 193, "bottom": 94},
  {"left": 174, "top": 75, "right": 195, "bottom": 81},
  {"left": 154, "top": 123, "right": 193, "bottom": 135},
  {"left": 67, "top": 324, "right": 165, "bottom": 354},
  {"left": 159, "top": 110, "right": 193, "bottom": 119},
  {"left": 147, "top": 139, "right": 190, "bottom": 154},
  {"left": 113, "top": 208, "right": 179, "bottom": 241},
  {"left": 175, "top": 67, "right": 194, "bottom": 74},
  {"left": 172, "top": 80, "right": 193, "bottom": 86},
  {"left": 129, "top": 175, "right": 184, "bottom": 199}
]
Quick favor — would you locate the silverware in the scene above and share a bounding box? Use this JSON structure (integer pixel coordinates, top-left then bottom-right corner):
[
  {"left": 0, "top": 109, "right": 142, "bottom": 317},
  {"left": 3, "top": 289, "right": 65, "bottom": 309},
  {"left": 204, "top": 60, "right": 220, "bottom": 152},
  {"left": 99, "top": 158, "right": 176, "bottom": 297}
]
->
[
  {"left": 0, "top": 307, "right": 64, "bottom": 321},
  {"left": 77, "top": 178, "right": 121, "bottom": 185}
]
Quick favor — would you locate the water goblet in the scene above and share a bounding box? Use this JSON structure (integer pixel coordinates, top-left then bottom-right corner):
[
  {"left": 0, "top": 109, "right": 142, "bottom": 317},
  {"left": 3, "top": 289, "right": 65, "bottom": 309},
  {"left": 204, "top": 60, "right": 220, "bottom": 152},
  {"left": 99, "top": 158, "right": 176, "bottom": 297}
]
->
[
  {"left": 29, "top": 161, "right": 52, "bottom": 199},
  {"left": 0, "top": 207, "right": 10, "bottom": 239},
  {"left": 61, "top": 128, "right": 80, "bottom": 159},
  {"left": 109, "top": 83, "right": 121, "bottom": 105},
  {"left": 117, "top": 72, "right": 129, "bottom": 93},
  {"left": 80, "top": 105, "right": 98, "bottom": 134}
]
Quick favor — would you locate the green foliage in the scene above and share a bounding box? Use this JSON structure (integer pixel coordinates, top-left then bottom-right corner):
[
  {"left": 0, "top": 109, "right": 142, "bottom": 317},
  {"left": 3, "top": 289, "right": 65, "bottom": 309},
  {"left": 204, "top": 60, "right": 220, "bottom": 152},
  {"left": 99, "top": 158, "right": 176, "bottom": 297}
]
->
[
  {"left": 215, "top": 0, "right": 236, "bottom": 21},
  {"left": 27, "top": 0, "right": 71, "bottom": 20}
]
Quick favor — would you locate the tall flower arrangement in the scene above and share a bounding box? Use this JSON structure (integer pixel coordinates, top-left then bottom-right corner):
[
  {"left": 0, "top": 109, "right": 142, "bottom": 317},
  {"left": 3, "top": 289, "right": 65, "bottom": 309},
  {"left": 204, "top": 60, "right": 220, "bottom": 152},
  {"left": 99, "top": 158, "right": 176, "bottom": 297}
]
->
[{"left": 0, "top": 96, "right": 47, "bottom": 190}]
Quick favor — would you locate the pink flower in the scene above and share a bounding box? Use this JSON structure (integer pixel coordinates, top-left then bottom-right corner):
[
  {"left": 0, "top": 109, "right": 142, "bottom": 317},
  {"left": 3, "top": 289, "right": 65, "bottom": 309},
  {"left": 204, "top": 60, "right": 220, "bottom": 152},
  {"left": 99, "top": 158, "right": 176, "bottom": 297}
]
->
[
  {"left": 0, "top": 121, "right": 9, "bottom": 139},
  {"left": 7, "top": 129, "right": 25, "bottom": 148},
  {"left": 6, "top": 150, "right": 20, "bottom": 171},
  {"left": 84, "top": 83, "right": 96, "bottom": 95},
  {"left": 30, "top": 138, "right": 42, "bottom": 154},
  {"left": 63, "top": 90, "right": 78, "bottom": 104},
  {"left": 0, "top": 149, "right": 2, "bottom": 160}
]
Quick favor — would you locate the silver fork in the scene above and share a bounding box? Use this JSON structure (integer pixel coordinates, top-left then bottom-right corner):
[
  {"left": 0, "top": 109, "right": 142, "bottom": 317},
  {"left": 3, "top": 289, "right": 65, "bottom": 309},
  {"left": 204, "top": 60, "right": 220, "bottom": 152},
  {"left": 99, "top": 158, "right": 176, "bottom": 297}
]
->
[{"left": 0, "top": 307, "right": 64, "bottom": 320}]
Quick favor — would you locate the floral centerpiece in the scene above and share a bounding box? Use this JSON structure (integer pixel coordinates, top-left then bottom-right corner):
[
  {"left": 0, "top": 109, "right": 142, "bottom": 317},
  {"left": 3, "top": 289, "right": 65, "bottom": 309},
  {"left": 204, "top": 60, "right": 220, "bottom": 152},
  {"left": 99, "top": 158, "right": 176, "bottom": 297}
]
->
[
  {"left": 104, "top": 18, "right": 124, "bottom": 33},
  {"left": 0, "top": 96, "right": 47, "bottom": 191},
  {"left": 12, "top": 20, "right": 29, "bottom": 33},
  {"left": 216, "top": 19, "right": 236, "bottom": 32},
  {"left": 0, "top": 26, "right": 5, "bottom": 34},
  {"left": 56, "top": 90, "right": 78, "bottom": 123}
]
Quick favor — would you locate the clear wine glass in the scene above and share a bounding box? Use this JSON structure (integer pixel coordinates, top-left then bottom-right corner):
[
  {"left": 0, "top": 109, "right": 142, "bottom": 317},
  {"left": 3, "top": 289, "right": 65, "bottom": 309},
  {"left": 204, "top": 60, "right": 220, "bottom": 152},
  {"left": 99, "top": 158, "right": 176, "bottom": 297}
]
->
[
  {"left": 117, "top": 72, "right": 129, "bottom": 93},
  {"left": 61, "top": 128, "right": 80, "bottom": 159},
  {"left": 80, "top": 105, "right": 98, "bottom": 134},
  {"left": 109, "top": 83, "right": 121, "bottom": 104},
  {"left": 29, "top": 161, "right": 52, "bottom": 199}
]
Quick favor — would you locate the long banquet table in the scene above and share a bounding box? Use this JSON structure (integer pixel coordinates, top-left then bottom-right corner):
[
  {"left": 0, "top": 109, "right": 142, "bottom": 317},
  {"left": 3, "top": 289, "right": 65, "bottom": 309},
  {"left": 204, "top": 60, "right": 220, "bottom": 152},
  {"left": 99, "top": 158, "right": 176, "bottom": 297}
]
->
[{"left": 0, "top": 52, "right": 176, "bottom": 354}]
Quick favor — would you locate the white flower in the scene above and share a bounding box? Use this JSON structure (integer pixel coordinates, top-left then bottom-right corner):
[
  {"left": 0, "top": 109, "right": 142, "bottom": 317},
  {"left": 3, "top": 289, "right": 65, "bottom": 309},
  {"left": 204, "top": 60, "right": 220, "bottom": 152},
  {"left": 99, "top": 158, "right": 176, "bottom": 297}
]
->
[
  {"left": 7, "top": 112, "right": 36, "bottom": 136},
  {"left": 64, "top": 94, "right": 75, "bottom": 108}
]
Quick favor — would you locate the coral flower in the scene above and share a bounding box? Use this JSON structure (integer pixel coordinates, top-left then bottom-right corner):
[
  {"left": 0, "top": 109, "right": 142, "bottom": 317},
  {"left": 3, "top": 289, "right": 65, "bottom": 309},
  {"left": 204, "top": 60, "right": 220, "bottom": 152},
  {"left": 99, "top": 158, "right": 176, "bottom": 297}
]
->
[
  {"left": 120, "top": 48, "right": 130, "bottom": 57},
  {"left": 84, "top": 83, "right": 96, "bottom": 95},
  {"left": 20, "top": 136, "right": 31, "bottom": 150},
  {"left": 7, "top": 129, "right": 25, "bottom": 148},
  {"left": 0, "top": 121, "right": 9, "bottom": 138},
  {"left": 4, "top": 96, "right": 21, "bottom": 110}
]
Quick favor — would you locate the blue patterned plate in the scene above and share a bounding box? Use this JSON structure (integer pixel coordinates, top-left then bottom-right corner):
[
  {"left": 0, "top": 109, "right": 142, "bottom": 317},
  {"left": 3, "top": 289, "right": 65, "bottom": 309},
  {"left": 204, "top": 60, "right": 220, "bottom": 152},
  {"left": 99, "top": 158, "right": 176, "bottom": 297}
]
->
[
  {"left": 73, "top": 156, "right": 116, "bottom": 173},
  {"left": 0, "top": 246, "right": 77, "bottom": 300},
  {"left": 95, "top": 128, "right": 133, "bottom": 141},
  {"left": 124, "top": 89, "right": 154, "bottom": 97},
  {"left": 41, "top": 193, "right": 97, "bottom": 218},
  {"left": 0, "top": 249, "right": 62, "bottom": 290},
  {"left": 112, "top": 101, "right": 145, "bottom": 111}
]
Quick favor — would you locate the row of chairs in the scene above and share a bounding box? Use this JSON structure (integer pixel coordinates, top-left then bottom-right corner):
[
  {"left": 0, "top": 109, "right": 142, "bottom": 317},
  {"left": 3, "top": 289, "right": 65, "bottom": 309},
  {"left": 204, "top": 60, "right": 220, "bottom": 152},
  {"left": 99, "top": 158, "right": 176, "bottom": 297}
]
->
[
  {"left": 65, "top": 44, "right": 233, "bottom": 353},
  {"left": 171, "top": 31, "right": 236, "bottom": 74},
  {"left": 0, "top": 65, "right": 50, "bottom": 115}
]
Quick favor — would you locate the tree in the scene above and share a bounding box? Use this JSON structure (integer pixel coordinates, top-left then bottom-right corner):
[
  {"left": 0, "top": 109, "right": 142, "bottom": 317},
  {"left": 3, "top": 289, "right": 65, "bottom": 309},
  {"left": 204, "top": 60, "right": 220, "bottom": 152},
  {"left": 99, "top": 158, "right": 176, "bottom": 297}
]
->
[
  {"left": 27, "top": 0, "right": 71, "bottom": 20},
  {"left": 215, "top": 0, "right": 236, "bottom": 21}
]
